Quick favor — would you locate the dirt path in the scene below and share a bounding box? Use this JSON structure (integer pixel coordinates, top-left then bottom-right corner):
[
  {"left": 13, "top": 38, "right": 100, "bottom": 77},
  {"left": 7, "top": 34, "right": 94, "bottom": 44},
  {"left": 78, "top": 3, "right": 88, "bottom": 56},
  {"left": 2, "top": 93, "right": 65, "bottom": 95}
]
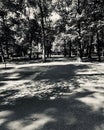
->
[{"left": 0, "top": 62, "right": 104, "bottom": 130}]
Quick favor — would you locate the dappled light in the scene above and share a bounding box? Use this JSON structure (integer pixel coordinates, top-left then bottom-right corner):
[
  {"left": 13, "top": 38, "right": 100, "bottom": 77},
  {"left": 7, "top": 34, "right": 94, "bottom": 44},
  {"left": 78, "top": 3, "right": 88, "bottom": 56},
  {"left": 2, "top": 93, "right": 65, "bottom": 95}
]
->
[
  {"left": 0, "top": 62, "right": 90, "bottom": 103},
  {"left": 77, "top": 92, "right": 104, "bottom": 111},
  {"left": 0, "top": 93, "right": 104, "bottom": 130},
  {"left": 6, "top": 113, "right": 55, "bottom": 130},
  {"left": 0, "top": 62, "right": 104, "bottom": 130},
  {"left": 0, "top": 0, "right": 104, "bottom": 129}
]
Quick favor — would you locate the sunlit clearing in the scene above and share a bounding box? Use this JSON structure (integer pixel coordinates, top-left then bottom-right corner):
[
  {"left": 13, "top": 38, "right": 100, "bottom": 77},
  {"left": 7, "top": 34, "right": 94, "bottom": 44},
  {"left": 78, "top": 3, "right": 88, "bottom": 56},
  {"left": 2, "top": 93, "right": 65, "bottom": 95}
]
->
[
  {"left": 77, "top": 92, "right": 104, "bottom": 111},
  {"left": 0, "top": 111, "right": 13, "bottom": 118},
  {"left": 52, "top": 0, "right": 57, "bottom": 4},
  {"left": 95, "top": 124, "right": 104, "bottom": 130},
  {"left": 7, "top": 113, "right": 56, "bottom": 130},
  {"left": 0, "top": 118, "right": 7, "bottom": 125},
  {"left": 0, "top": 111, "right": 14, "bottom": 125},
  {"left": 7, "top": 73, "right": 20, "bottom": 79}
]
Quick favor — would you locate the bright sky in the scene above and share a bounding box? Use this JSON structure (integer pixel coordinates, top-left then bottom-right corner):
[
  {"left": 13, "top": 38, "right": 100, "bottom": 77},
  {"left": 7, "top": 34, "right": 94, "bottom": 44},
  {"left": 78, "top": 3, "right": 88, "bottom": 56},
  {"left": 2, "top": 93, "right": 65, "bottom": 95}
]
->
[{"left": 50, "top": 12, "right": 61, "bottom": 23}]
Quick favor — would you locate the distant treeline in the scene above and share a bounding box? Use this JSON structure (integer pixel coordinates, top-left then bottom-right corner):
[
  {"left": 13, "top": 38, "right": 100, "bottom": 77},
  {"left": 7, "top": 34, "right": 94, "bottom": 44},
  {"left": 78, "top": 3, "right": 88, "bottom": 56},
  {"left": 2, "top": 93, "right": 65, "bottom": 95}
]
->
[{"left": 0, "top": 0, "right": 104, "bottom": 62}]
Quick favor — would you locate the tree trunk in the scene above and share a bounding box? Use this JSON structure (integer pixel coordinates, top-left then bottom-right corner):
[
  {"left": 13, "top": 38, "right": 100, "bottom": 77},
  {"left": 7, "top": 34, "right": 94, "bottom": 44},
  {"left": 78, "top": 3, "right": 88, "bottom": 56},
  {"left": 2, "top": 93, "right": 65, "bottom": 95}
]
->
[
  {"left": 0, "top": 42, "right": 6, "bottom": 68},
  {"left": 64, "top": 39, "right": 67, "bottom": 57},
  {"left": 79, "top": 40, "right": 82, "bottom": 58},
  {"left": 97, "top": 32, "right": 101, "bottom": 62},
  {"left": 77, "top": 21, "right": 82, "bottom": 59},
  {"left": 0, "top": 43, "right": 5, "bottom": 63},
  {"left": 38, "top": 0, "right": 46, "bottom": 62},
  {"left": 77, "top": 0, "right": 83, "bottom": 61},
  {"left": 88, "top": 35, "right": 93, "bottom": 59},
  {"left": 29, "top": 33, "right": 33, "bottom": 60},
  {"left": 68, "top": 40, "right": 72, "bottom": 57},
  {"left": 5, "top": 36, "right": 9, "bottom": 58}
]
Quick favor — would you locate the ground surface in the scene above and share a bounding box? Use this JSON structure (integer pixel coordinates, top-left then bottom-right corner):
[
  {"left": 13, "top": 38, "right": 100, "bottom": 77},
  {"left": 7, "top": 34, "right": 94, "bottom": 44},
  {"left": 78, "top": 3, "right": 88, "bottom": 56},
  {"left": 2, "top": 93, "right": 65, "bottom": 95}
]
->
[{"left": 0, "top": 60, "right": 104, "bottom": 130}]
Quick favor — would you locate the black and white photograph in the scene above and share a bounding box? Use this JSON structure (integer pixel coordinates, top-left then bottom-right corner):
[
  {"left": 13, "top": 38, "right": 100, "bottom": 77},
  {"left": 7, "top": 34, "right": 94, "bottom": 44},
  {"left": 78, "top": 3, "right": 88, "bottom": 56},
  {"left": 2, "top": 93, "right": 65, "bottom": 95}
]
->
[{"left": 0, "top": 0, "right": 104, "bottom": 130}]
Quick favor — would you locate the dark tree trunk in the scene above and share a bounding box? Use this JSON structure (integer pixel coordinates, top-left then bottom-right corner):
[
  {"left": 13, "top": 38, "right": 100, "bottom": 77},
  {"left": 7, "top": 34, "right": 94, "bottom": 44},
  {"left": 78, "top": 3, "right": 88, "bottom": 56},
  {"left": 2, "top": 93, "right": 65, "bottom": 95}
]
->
[
  {"left": 97, "top": 32, "right": 101, "bottom": 62},
  {"left": 0, "top": 43, "right": 5, "bottom": 63},
  {"left": 5, "top": 36, "right": 9, "bottom": 58},
  {"left": 0, "top": 42, "right": 6, "bottom": 68},
  {"left": 77, "top": 21, "right": 82, "bottom": 59},
  {"left": 38, "top": 0, "right": 46, "bottom": 62},
  {"left": 68, "top": 40, "right": 72, "bottom": 57},
  {"left": 79, "top": 40, "right": 82, "bottom": 58},
  {"left": 77, "top": 0, "right": 83, "bottom": 60},
  {"left": 88, "top": 35, "right": 93, "bottom": 59},
  {"left": 29, "top": 33, "right": 33, "bottom": 60},
  {"left": 64, "top": 39, "right": 67, "bottom": 57}
]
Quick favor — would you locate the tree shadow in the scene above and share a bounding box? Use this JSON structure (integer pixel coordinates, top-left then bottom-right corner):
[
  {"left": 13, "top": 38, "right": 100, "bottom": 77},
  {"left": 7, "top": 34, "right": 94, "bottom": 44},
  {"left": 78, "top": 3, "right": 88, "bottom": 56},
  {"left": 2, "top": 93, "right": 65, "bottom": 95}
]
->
[
  {"left": 0, "top": 67, "right": 15, "bottom": 71},
  {"left": 0, "top": 63, "right": 104, "bottom": 130},
  {"left": 32, "top": 64, "right": 89, "bottom": 97},
  {"left": 0, "top": 90, "right": 19, "bottom": 105},
  {"left": 0, "top": 89, "right": 104, "bottom": 130},
  {"left": 34, "top": 64, "right": 89, "bottom": 81},
  {"left": 0, "top": 66, "right": 40, "bottom": 81},
  {"left": 0, "top": 82, "right": 6, "bottom": 87}
]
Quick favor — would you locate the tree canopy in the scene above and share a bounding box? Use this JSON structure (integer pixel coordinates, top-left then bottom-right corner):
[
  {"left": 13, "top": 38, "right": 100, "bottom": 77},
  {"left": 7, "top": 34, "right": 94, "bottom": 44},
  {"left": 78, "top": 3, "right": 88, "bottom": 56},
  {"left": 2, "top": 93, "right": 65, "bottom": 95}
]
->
[{"left": 0, "top": 0, "right": 104, "bottom": 62}]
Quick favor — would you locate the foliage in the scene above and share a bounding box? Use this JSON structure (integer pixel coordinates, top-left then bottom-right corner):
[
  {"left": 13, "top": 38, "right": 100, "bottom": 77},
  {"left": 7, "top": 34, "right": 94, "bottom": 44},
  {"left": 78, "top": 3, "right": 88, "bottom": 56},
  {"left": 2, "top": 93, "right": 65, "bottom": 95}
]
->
[{"left": 0, "top": 0, "right": 104, "bottom": 62}]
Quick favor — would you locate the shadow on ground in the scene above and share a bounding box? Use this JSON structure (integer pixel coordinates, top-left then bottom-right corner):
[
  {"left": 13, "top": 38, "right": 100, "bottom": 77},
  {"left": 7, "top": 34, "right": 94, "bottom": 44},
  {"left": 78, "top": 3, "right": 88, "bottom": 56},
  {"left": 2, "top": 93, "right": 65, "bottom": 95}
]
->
[
  {"left": 0, "top": 63, "right": 104, "bottom": 130},
  {"left": 0, "top": 66, "right": 42, "bottom": 82},
  {"left": 0, "top": 89, "right": 104, "bottom": 130},
  {"left": 33, "top": 64, "right": 89, "bottom": 86},
  {"left": 0, "top": 67, "right": 15, "bottom": 71}
]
